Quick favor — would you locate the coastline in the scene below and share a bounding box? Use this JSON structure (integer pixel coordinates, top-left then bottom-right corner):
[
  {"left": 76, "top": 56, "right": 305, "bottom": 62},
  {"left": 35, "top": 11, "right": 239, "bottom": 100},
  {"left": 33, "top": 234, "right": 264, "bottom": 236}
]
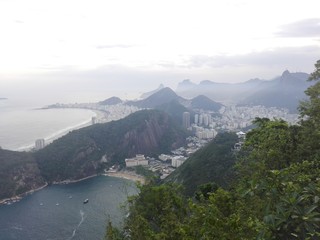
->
[
  {"left": 14, "top": 109, "right": 108, "bottom": 152},
  {"left": 0, "top": 183, "right": 48, "bottom": 205},
  {"left": 0, "top": 172, "right": 142, "bottom": 205},
  {"left": 52, "top": 174, "right": 98, "bottom": 185},
  {"left": 42, "top": 109, "right": 108, "bottom": 146},
  {"left": 0, "top": 175, "right": 99, "bottom": 205},
  {"left": 104, "top": 170, "right": 146, "bottom": 184}
]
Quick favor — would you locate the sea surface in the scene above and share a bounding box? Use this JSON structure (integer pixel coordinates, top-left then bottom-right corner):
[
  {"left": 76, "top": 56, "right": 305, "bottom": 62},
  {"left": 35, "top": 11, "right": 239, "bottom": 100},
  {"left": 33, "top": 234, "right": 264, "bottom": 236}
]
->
[
  {"left": 0, "top": 176, "right": 138, "bottom": 240},
  {"left": 0, "top": 98, "right": 96, "bottom": 151}
]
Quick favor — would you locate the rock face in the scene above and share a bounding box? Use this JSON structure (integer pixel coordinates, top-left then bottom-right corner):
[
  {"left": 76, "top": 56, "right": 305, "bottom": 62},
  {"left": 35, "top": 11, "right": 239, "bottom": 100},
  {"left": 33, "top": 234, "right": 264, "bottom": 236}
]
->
[
  {"left": 0, "top": 149, "right": 45, "bottom": 200},
  {"left": 119, "top": 112, "right": 185, "bottom": 156}
]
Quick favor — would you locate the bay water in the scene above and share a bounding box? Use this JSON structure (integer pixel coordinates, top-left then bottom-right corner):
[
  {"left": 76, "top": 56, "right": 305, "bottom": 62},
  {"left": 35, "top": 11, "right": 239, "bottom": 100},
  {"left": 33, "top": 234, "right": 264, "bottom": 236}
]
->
[
  {"left": 0, "top": 97, "right": 138, "bottom": 239},
  {"left": 0, "top": 98, "right": 96, "bottom": 151},
  {"left": 0, "top": 176, "right": 138, "bottom": 240}
]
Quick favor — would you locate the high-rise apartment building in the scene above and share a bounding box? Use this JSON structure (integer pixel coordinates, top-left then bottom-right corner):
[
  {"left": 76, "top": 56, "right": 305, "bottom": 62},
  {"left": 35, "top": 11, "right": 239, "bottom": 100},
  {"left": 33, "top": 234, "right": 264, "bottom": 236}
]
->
[
  {"left": 35, "top": 139, "right": 45, "bottom": 150},
  {"left": 182, "top": 112, "right": 191, "bottom": 129}
]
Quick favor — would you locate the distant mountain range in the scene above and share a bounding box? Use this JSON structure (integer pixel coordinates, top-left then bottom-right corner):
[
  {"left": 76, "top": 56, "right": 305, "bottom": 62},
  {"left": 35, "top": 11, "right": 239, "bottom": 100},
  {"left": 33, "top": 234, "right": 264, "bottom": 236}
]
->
[
  {"left": 128, "top": 87, "right": 224, "bottom": 112},
  {"left": 176, "top": 71, "right": 312, "bottom": 112}
]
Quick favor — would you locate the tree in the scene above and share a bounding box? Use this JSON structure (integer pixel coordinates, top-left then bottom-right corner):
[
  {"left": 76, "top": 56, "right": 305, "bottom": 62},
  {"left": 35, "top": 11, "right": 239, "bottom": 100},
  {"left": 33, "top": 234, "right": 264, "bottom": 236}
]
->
[
  {"left": 105, "top": 220, "right": 123, "bottom": 240},
  {"left": 299, "top": 59, "right": 320, "bottom": 159},
  {"left": 239, "top": 118, "right": 300, "bottom": 179},
  {"left": 123, "top": 183, "right": 188, "bottom": 240}
]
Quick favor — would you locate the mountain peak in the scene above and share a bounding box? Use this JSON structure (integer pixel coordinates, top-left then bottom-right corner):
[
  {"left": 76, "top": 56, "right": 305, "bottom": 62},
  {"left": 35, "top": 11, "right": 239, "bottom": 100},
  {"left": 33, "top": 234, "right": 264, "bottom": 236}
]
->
[
  {"left": 191, "top": 95, "right": 224, "bottom": 112},
  {"left": 99, "top": 96, "right": 122, "bottom": 105},
  {"left": 129, "top": 87, "right": 182, "bottom": 108},
  {"left": 177, "top": 79, "right": 197, "bottom": 92},
  {"left": 282, "top": 70, "right": 291, "bottom": 77},
  {"left": 140, "top": 84, "right": 166, "bottom": 99}
]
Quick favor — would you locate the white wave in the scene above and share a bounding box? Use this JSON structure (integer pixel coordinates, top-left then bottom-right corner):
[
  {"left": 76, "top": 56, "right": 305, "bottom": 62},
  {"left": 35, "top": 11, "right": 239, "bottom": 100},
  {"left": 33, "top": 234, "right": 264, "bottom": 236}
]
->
[{"left": 67, "top": 210, "right": 85, "bottom": 240}]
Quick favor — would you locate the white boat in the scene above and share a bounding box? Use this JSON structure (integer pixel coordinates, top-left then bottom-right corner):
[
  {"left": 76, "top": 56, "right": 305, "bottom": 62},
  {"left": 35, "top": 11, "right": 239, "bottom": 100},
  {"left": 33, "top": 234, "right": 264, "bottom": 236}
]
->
[{"left": 83, "top": 199, "right": 89, "bottom": 204}]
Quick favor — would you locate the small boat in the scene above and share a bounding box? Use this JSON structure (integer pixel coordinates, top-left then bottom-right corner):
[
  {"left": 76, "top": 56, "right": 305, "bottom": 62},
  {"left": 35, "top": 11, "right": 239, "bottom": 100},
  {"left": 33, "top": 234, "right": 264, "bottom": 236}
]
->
[
  {"left": 56, "top": 203, "right": 59, "bottom": 206},
  {"left": 83, "top": 199, "right": 89, "bottom": 204}
]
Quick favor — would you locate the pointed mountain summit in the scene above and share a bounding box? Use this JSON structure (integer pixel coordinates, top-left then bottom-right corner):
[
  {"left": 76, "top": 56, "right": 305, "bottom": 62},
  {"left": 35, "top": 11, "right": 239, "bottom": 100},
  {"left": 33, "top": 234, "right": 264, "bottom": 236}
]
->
[
  {"left": 99, "top": 96, "right": 122, "bottom": 105},
  {"left": 176, "top": 79, "right": 197, "bottom": 92},
  {"left": 190, "top": 95, "right": 224, "bottom": 112},
  {"left": 140, "top": 84, "right": 165, "bottom": 99},
  {"left": 129, "top": 87, "right": 183, "bottom": 108}
]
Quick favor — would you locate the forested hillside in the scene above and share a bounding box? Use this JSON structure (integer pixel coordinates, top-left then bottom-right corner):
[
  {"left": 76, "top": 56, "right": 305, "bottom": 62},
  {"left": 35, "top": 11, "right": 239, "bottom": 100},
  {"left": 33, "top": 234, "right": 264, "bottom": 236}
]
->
[
  {"left": 0, "top": 109, "right": 188, "bottom": 200},
  {"left": 106, "top": 60, "right": 320, "bottom": 240},
  {"left": 35, "top": 109, "right": 188, "bottom": 183},
  {"left": 0, "top": 149, "right": 45, "bottom": 199},
  {"left": 165, "top": 132, "right": 238, "bottom": 196}
]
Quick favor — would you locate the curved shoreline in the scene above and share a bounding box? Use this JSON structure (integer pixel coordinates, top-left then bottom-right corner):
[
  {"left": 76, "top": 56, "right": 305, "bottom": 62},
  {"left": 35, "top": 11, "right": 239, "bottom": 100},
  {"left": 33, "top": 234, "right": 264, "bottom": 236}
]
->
[
  {"left": 14, "top": 109, "right": 107, "bottom": 152},
  {"left": 0, "top": 172, "right": 144, "bottom": 205},
  {"left": 0, "top": 183, "right": 48, "bottom": 205}
]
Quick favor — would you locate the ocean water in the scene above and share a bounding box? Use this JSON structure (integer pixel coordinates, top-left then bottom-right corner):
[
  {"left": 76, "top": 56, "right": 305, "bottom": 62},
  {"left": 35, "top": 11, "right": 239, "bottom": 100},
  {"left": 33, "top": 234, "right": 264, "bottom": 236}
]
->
[
  {"left": 0, "top": 98, "right": 96, "bottom": 151},
  {"left": 0, "top": 176, "right": 138, "bottom": 240}
]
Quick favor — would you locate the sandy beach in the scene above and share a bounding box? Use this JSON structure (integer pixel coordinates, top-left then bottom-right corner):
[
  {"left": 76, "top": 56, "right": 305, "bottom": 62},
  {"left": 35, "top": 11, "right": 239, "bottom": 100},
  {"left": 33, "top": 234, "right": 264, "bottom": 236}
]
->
[{"left": 104, "top": 171, "right": 146, "bottom": 184}]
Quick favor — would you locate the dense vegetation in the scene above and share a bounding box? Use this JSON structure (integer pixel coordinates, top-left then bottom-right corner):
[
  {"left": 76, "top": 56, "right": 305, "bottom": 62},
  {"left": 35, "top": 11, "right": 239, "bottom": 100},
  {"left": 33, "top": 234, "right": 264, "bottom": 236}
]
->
[
  {"left": 165, "top": 132, "right": 238, "bottom": 196},
  {"left": 0, "top": 149, "right": 45, "bottom": 199},
  {"left": 106, "top": 60, "right": 320, "bottom": 240}
]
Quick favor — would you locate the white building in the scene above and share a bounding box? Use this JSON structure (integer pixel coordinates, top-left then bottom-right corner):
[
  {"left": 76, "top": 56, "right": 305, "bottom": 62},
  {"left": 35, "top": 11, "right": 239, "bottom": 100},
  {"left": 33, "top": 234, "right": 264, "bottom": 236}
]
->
[
  {"left": 35, "top": 139, "right": 45, "bottom": 150},
  {"left": 158, "top": 154, "right": 171, "bottom": 161},
  {"left": 171, "top": 156, "right": 186, "bottom": 168},
  {"left": 182, "top": 112, "right": 191, "bottom": 129},
  {"left": 125, "top": 154, "right": 149, "bottom": 167},
  {"left": 92, "top": 116, "right": 98, "bottom": 124},
  {"left": 194, "top": 114, "right": 199, "bottom": 125},
  {"left": 195, "top": 128, "right": 216, "bottom": 140}
]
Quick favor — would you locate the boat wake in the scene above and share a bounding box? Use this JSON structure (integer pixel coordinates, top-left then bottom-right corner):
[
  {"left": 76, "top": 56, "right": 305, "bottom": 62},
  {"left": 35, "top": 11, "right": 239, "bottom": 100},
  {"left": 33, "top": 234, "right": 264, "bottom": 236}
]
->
[{"left": 67, "top": 210, "right": 85, "bottom": 240}]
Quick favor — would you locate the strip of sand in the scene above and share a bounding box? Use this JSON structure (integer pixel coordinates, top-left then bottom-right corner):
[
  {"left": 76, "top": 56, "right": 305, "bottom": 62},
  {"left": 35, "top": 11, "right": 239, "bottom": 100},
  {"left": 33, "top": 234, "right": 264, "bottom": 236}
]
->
[{"left": 104, "top": 171, "right": 146, "bottom": 184}]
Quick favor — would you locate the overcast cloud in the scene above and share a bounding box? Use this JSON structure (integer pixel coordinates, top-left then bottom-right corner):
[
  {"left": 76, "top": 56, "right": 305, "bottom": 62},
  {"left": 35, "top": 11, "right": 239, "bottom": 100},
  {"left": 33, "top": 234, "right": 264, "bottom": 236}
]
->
[
  {"left": 277, "top": 18, "right": 320, "bottom": 38},
  {"left": 0, "top": 0, "right": 320, "bottom": 103}
]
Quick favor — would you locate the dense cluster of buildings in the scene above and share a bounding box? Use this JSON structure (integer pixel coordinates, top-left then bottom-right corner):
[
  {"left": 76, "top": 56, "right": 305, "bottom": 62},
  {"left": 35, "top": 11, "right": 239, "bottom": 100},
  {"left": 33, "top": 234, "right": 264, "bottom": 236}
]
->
[
  {"left": 215, "top": 105, "right": 299, "bottom": 130},
  {"left": 122, "top": 136, "right": 209, "bottom": 179},
  {"left": 47, "top": 101, "right": 298, "bottom": 179},
  {"left": 48, "top": 102, "right": 140, "bottom": 124},
  {"left": 182, "top": 105, "right": 299, "bottom": 134}
]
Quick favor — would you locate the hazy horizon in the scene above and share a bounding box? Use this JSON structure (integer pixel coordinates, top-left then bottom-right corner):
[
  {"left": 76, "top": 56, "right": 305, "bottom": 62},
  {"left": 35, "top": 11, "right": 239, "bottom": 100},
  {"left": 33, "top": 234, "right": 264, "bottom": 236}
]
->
[{"left": 1, "top": 0, "right": 319, "bottom": 104}]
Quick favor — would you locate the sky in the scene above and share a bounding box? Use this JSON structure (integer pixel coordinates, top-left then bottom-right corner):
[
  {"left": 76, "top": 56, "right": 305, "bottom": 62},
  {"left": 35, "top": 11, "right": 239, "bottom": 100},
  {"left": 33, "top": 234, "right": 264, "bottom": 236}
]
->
[{"left": 0, "top": 0, "right": 320, "bottom": 102}]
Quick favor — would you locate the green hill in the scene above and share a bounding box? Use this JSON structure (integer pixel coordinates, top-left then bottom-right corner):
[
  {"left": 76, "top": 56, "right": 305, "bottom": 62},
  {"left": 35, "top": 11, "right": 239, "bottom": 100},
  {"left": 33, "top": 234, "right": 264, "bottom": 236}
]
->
[
  {"left": 0, "top": 149, "right": 45, "bottom": 199},
  {"left": 34, "top": 109, "right": 188, "bottom": 183},
  {"left": 165, "top": 132, "right": 238, "bottom": 196}
]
